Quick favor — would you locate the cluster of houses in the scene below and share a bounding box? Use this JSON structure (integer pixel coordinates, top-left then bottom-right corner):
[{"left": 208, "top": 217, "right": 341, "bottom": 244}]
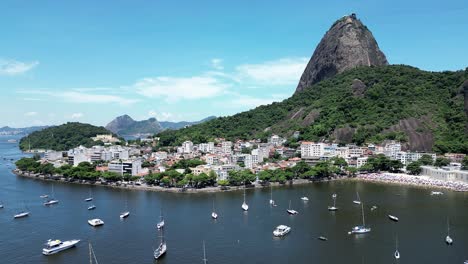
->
[{"left": 38, "top": 133, "right": 468, "bottom": 183}]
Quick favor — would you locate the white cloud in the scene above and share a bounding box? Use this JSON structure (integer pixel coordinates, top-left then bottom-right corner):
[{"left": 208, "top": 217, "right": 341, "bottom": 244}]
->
[
  {"left": 23, "top": 98, "right": 42, "bottom": 101},
  {"left": 236, "top": 57, "right": 308, "bottom": 86},
  {"left": 70, "top": 113, "right": 83, "bottom": 119},
  {"left": 210, "top": 58, "right": 224, "bottom": 70},
  {"left": 134, "top": 75, "right": 228, "bottom": 101},
  {"left": 18, "top": 90, "right": 138, "bottom": 105},
  {"left": 148, "top": 110, "right": 174, "bottom": 121},
  {"left": 216, "top": 93, "right": 285, "bottom": 109},
  {"left": 24, "top": 111, "right": 38, "bottom": 116},
  {"left": 0, "top": 59, "right": 39, "bottom": 75}
]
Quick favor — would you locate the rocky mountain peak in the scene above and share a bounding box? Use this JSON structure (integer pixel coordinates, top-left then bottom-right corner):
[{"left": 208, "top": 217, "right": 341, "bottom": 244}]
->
[{"left": 295, "top": 14, "right": 388, "bottom": 93}]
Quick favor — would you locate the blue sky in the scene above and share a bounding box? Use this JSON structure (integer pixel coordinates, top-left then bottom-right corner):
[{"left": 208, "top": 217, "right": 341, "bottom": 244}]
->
[{"left": 1, "top": 0, "right": 467, "bottom": 127}]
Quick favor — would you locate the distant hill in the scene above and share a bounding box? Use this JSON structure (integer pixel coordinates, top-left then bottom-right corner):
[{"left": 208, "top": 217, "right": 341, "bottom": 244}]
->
[
  {"left": 19, "top": 122, "right": 117, "bottom": 151},
  {"left": 0, "top": 126, "right": 47, "bottom": 136},
  {"left": 105, "top": 115, "right": 216, "bottom": 136},
  {"left": 159, "top": 116, "right": 216, "bottom": 130}
]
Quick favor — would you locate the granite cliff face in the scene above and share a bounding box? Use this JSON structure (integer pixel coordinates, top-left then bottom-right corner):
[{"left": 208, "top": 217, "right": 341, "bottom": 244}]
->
[
  {"left": 105, "top": 115, "right": 163, "bottom": 135},
  {"left": 296, "top": 14, "right": 388, "bottom": 93}
]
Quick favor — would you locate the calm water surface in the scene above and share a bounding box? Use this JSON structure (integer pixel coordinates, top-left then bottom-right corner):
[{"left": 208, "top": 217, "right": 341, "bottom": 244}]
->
[{"left": 0, "top": 135, "right": 467, "bottom": 264}]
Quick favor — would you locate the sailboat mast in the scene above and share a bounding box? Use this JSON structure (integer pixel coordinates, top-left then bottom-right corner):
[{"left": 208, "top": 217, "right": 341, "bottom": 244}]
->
[
  {"left": 243, "top": 188, "right": 246, "bottom": 203},
  {"left": 89, "top": 243, "right": 92, "bottom": 264},
  {"left": 361, "top": 203, "right": 365, "bottom": 226},
  {"left": 202, "top": 241, "right": 207, "bottom": 264}
]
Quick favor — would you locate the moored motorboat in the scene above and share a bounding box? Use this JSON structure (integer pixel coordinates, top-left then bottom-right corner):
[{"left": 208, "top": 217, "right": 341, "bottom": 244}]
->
[
  {"left": 88, "top": 205, "right": 96, "bottom": 210},
  {"left": 371, "top": 205, "right": 378, "bottom": 211},
  {"left": 85, "top": 197, "right": 93, "bottom": 202},
  {"left": 40, "top": 194, "right": 49, "bottom": 199},
  {"left": 88, "top": 218, "right": 104, "bottom": 227},
  {"left": 431, "top": 191, "right": 444, "bottom": 196},
  {"left": 273, "top": 225, "right": 291, "bottom": 237},
  {"left": 44, "top": 199, "right": 59, "bottom": 206},
  {"left": 14, "top": 211, "right": 29, "bottom": 219},
  {"left": 301, "top": 196, "right": 309, "bottom": 201},
  {"left": 42, "top": 239, "right": 80, "bottom": 255},
  {"left": 318, "top": 236, "right": 328, "bottom": 241},
  {"left": 388, "top": 215, "right": 399, "bottom": 222}
]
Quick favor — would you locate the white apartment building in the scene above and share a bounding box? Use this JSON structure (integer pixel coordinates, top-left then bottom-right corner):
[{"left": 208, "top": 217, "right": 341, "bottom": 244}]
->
[
  {"left": 383, "top": 141, "right": 401, "bottom": 159},
  {"left": 182, "top": 141, "right": 194, "bottom": 153},
  {"left": 396, "top": 151, "right": 436, "bottom": 165},
  {"left": 198, "top": 142, "right": 215, "bottom": 153},
  {"left": 205, "top": 154, "right": 219, "bottom": 165},
  {"left": 108, "top": 159, "right": 142, "bottom": 176},
  {"left": 269, "top": 135, "right": 284, "bottom": 146},
  {"left": 44, "top": 150, "right": 63, "bottom": 161},
  {"left": 300, "top": 142, "right": 325, "bottom": 158},
  {"left": 222, "top": 141, "right": 232, "bottom": 154},
  {"left": 152, "top": 151, "right": 168, "bottom": 160},
  {"left": 356, "top": 157, "right": 368, "bottom": 168}
]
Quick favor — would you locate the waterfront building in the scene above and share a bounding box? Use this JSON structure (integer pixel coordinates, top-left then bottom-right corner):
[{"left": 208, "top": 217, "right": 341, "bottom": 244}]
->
[
  {"left": 300, "top": 142, "right": 325, "bottom": 158},
  {"left": 44, "top": 150, "right": 63, "bottom": 161},
  {"left": 108, "top": 159, "right": 143, "bottom": 176},
  {"left": 421, "top": 166, "right": 468, "bottom": 184}
]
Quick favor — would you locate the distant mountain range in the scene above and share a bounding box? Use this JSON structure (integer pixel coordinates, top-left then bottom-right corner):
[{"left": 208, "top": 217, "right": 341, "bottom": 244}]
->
[
  {"left": 0, "top": 126, "right": 48, "bottom": 136},
  {"left": 105, "top": 115, "right": 216, "bottom": 136}
]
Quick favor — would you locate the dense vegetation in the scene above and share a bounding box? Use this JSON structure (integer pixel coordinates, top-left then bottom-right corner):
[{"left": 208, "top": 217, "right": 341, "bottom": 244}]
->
[
  {"left": 15, "top": 158, "right": 133, "bottom": 182},
  {"left": 19, "top": 122, "right": 120, "bottom": 151},
  {"left": 157, "top": 65, "right": 468, "bottom": 154}
]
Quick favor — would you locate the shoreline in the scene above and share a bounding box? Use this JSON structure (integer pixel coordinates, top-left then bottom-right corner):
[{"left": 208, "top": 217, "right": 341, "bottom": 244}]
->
[
  {"left": 12, "top": 169, "right": 340, "bottom": 193},
  {"left": 13, "top": 169, "right": 468, "bottom": 193}
]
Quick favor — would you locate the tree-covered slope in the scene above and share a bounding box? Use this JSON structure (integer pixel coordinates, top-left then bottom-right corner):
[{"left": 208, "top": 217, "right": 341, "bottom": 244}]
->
[
  {"left": 157, "top": 65, "right": 468, "bottom": 153},
  {"left": 19, "top": 122, "right": 118, "bottom": 151}
]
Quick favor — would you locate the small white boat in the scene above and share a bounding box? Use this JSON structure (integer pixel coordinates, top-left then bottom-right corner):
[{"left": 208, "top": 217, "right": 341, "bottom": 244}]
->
[
  {"left": 120, "top": 211, "right": 130, "bottom": 219},
  {"left": 394, "top": 235, "right": 400, "bottom": 260},
  {"left": 0, "top": 203, "right": 3, "bottom": 209},
  {"left": 14, "top": 211, "right": 30, "bottom": 219},
  {"left": 40, "top": 194, "right": 49, "bottom": 199},
  {"left": 353, "top": 192, "right": 361, "bottom": 204},
  {"left": 318, "top": 236, "right": 328, "bottom": 241},
  {"left": 242, "top": 188, "right": 249, "bottom": 211},
  {"left": 88, "top": 218, "right": 104, "bottom": 227},
  {"left": 446, "top": 218, "right": 453, "bottom": 245},
  {"left": 287, "top": 200, "right": 298, "bottom": 215},
  {"left": 87, "top": 205, "right": 96, "bottom": 210},
  {"left": 301, "top": 196, "right": 309, "bottom": 201},
  {"left": 273, "top": 225, "right": 291, "bottom": 237},
  {"left": 43, "top": 199, "right": 59, "bottom": 206},
  {"left": 371, "top": 205, "right": 378, "bottom": 211},
  {"left": 388, "top": 215, "right": 399, "bottom": 222},
  {"left": 85, "top": 198, "right": 93, "bottom": 202},
  {"left": 42, "top": 239, "right": 80, "bottom": 255},
  {"left": 157, "top": 219, "right": 165, "bottom": 229},
  {"left": 328, "top": 193, "right": 338, "bottom": 211},
  {"left": 211, "top": 200, "right": 218, "bottom": 219},
  {"left": 431, "top": 191, "right": 444, "bottom": 196},
  {"left": 348, "top": 203, "right": 371, "bottom": 234}
]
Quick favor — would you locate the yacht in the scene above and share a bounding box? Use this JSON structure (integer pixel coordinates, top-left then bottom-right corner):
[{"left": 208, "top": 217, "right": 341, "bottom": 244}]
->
[
  {"left": 241, "top": 187, "right": 249, "bottom": 211},
  {"left": 14, "top": 211, "right": 30, "bottom": 219},
  {"left": 120, "top": 211, "right": 130, "bottom": 219},
  {"left": 328, "top": 193, "right": 338, "bottom": 211},
  {"left": 154, "top": 228, "right": 167, "bottom": 259},
  {"left": 353, "top": 192, "right": 361, "bottom": 205},
  {"left": 42, "top": 239, "right": 80, "bottom": 255},
  {"left": 87, "top": 205, "right": 96, "bottom": 210},
  {"left": 88, "top": 218, "right": 104, "bottom": 227},
  {"left": 273, "top": 225, "right": 291, "bottom": 237},
  {"left": 348, "top": 203, "right": 371, "bottom": 234},
  {"left": 287, "top": 200, "right": 298, "bottom": 215},
  {"left": 388, "top": 215, "right": 399, "bottom": 222}
]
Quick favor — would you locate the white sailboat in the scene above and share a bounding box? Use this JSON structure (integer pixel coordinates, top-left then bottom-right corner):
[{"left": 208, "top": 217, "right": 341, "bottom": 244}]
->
[
  {"left": 211, "top": 200, "right": 218, "bottom": 219},
  {"left": 202, "top": 241, "right": 208, "bottom": 264},
  {"left": 269, "top": 185, "right": 275, "bottom": 206},
  {"left": 85, "top": 189, "right": 93, "bottom": 202},
  {"left": 241, "top": 187, "right": 249, "bottom": 211},
  {"left": 353, "top": 192, "right": 361, "bottom": 205},
  {"left": 89, "top": 242, "right": 99, "bottom": 264},
  {"left": 286, "top": 200, "right": 298, "bottom": 215},
  {"left": 328, "top": 193, "right": 338, "bottom": 211},
  {"left": 157, "top": 208, "right": 165, "bottom": 229},
  {"left": 348, "top": 203, "right": 371, "bottom": 234},
  {"left": 445, "top": 218, "right": 453, "bottom": 245},
  {"left": 14, "top": 202, "right": 29, "bottom": 219},
  {"left": 154, "top": 227, "right": 167, "bottom": 259},
  {"left": 394, "top": 235, "right": 400, "bottom": 260},
  {"left": 120, "top": 199, "right": 130, "bottom": 219},
  {"left": 87, "top": 205, "right": 96, "bottom": 210},
  {"left": 44, "top": 184, "right": 59, "bottom": 206}
]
